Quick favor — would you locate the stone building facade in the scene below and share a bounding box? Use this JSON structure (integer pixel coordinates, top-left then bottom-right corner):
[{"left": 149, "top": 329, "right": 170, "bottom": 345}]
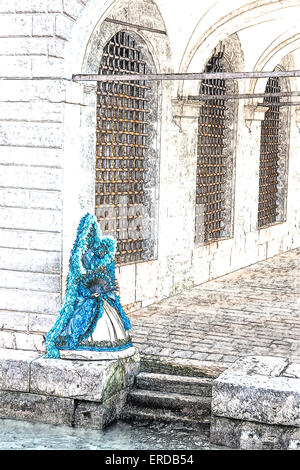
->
[{"left": 0, "top": 0, "right": 299, "bottom": 353}]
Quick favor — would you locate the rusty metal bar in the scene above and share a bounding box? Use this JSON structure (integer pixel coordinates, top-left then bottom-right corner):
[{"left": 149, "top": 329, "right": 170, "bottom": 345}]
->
[
  {"left": 187, "top": 90, "right": 300, "bottom": 101},
  {"left": 257, "top": 101, "right": 300, "bottom": 107},
  {"left": 73, "top": 69, "right": 300, "bottom": 82},
  {"left": 104, "top": 17, "right": 167, "bottom": 35}
]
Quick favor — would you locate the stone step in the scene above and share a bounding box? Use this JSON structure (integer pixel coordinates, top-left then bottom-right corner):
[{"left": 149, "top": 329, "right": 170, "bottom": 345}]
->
[
  {"left": 121, "top": 405, "right": 211, "bottom": 433},
  {"left": 127, "top": 389, "right": 211, "bottom": 419},
  {"left": 140, "top": 354, "right": 225, "bottom": 378},
  {"left": 136, "top": 372, "right": 213, "bottom": 397}
]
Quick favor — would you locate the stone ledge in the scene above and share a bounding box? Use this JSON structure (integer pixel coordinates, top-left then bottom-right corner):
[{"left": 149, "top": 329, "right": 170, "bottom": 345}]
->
[
  {"left": 210, "top": 355, "right": 300, "bottom": 449},
  {"left": 0, "top": 389, "right": 129, "bottom": 429},
  {"left": 0, "top": 347, "right": 140, "bottom": 402},
  {"left": 30, "top": 353, "right": 140, "bottom": 402},
  {"left": 0, "top": 347, "right": 140, "bottom": 428},
  {"left": 210, "top": 415, "right": 300, "bottom": 450},
  {"left": 141, "top": 354, "right": 227, "bottom": 378},
  {"left": 218, "top": 355, "right": 290, "bottom": 378},
  {"left": 211, "top": 355, "right": 300, "bottom": 427},
  {"left": 0, "top": 349, "right": 39, "bottom": 392},
  {"left": 0, "top": 390, "right": 74, "bottom": 426}
]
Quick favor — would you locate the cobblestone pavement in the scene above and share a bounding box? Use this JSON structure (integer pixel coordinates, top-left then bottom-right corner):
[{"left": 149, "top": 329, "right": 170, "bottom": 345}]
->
[{"left": 130, "top": 249, "right": 300, "bottom": 369}]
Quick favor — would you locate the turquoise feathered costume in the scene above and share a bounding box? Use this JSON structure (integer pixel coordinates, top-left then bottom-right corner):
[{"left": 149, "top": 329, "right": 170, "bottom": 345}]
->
[{"left": 45, "top": 213, "right": 132, "bottom": 358}]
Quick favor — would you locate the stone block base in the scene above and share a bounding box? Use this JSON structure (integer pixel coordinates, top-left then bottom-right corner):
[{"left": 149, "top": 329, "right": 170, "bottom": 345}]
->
[
  {"left": 0, "top": 389, "right": 128, "bottom": 429},
  {"left": 210, "top": 416, "right": 300, "bottom": 450},
  {"left": 0, "top": 390, "right": 74, "bottom": 426},
  {"left": 210, "top": 355, "right": 300, "bottom": 450},
  {"left": 0, "top": 347, "right": 140, "bottom": 429},
  {"left": 73, "top": 390, "right": 128, "bottom": 429}
]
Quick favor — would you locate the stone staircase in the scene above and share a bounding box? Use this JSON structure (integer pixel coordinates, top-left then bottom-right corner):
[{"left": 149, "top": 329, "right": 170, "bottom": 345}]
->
[{"left": 121, "top": 356, "right": 216, "bottom": 433}]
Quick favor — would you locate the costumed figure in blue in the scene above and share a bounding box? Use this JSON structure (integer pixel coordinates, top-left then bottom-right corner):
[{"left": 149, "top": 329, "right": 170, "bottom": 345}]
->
[{"left": 45, "top": 213, "right": 132, "bottom": 359}]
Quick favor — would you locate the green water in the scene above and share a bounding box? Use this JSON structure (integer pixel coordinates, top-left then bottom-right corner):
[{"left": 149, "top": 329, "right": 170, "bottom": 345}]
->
[{"left": 0, "top": 418, "right": 226, "bottom": 450}]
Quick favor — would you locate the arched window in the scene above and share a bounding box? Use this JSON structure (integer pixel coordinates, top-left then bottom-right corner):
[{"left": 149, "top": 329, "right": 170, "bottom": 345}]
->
[
  {"left": 258, "top": 77, "right": 283, "bottom": 228},
  {"left": 195, "top": 46, "right": 236, "bottom": 244},
  {"left": 95, "top": 31, "right": 156, "bottom": 265}
]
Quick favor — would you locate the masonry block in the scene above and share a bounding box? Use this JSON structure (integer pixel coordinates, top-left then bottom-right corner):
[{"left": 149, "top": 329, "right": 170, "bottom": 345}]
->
[
  {"left": 0, "top": 147, "right": 63, "bottom": 167},
  {"left": 211, "top": 415, "right": 300, "bottom": 450},
  {"left": 136, "top": 260, "right": 159, "bottom": 302},
  {"left": 48, "top": 0, "right": 63, "bottom": 13},
  {"left": 48, "top": 37, "right": 65, "bottom": 58},
  {"left": 30, "top": 349, "right": 140, "bottom": 402},
  {"left": 63, "top": 0, "right": 84, "bottom": 20},
  {"left": 0, "top": 57, "right": 31, "bottom": 78},
  {"left": 0, "top": 122, "right": 63, "bottom": 148},
  {"left": 29, "top": 313, "right": 56, "bottom": 333},
  {"left": 0, "top": 15, "right": 32, "bottom": 37},
  {"left": 12, "top": 332, "right": 45, "bottom": 352},
  {"left": 116, "top": 263, "right": 136, "bottom": 306},
  {"left": 0, "top": 390, "right": 74, "bottom": 425},
  {"left": 15, "top": 0, "right": 48, "bottom": 13},
  {"left": 0, "top": 347, "right": 140, "bottom": 429},
  {"left": 0, "top": 271, "right": 60, "bottom": 293},
  {"left": 73, "top": 390, "right": 128, "bottom": 429},
  {"left": 0, "top": 37, "right": 48, "bottom": 55},
  {"left": 212, "top": 356, "right": 300, "bottom": 448},
  {"left": 31, "top": 56, "right": 64, "bottom": 77},
  {"left": 0, "top": 332, "right": 17, "bottom": 349},
  {"left": 0, "top": 79, "right": 66, "bottom": 103},
  {"left": 0, "top": 248, "right": 61, "bottom": 273},
  {"left": 0, "top": 288, "right": 60, "bottom": 315},
  {"left": 0, "top": 166, "right": 62, "bottom": 191},
  {"left": 55, "top": 14, "right": 74, "bottom": 40},
  {"left": 32, "top": 14, "right": 55, "bottom": 36},
  {"left": 0, "top": 208, "right": 61, "bottom": 233},
  {"left": 0, "top": 311, "right": 28, "bottom": 332},
  {"left": 0, "top": 229, "right": 61, "bottom": 252},
  {"left": 0, "top": 349, "right": 39, "bottom": 392},
  {"left": 29, "top": 232, "right": 62, "bottom": 251},
  {"left": 0, "top": 101, "right": 63, "bottom": 122}
]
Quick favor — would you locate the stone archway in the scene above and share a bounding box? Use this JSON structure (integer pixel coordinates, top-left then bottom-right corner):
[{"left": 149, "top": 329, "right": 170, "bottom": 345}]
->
[{"left": 61, "top": 0, "right": 173, "bottom": 308}]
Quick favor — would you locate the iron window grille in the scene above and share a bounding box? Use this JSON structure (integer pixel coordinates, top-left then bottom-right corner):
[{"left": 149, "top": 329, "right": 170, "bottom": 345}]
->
[
  {"left": 258, "top": 77, "right": 281, "bottom": 229},
  {"left": 95, "top": 31, "right": 153, "bottom": 265},
  {"left": 195, "top": 48, "right": 228, "bottom": 244}
]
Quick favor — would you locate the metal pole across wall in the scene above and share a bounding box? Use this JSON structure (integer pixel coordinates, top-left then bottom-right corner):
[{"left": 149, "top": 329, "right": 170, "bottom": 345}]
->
[
  {"left": 72, "top": 69, "right": 300, "bottom": 82},
  {"left": 104, "top": 17, "right": 167, "bottom": 35},
  {"left": 258, "top": 101, "right": 300, "bottom": 107},
  {"left": 186, "top": 91, "right": 300, "bottom": 101}
]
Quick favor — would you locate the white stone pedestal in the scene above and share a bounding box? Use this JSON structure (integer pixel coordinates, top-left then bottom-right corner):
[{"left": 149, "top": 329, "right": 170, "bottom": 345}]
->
[
  {"left": 210, "top": 356, "right": 300, "bottom": 450},
  {"left": 60, "top": 346, "right": 137, "bottom": 361},
  {"left": 0, "top": 347, "right": 140, "bottom": 429}
]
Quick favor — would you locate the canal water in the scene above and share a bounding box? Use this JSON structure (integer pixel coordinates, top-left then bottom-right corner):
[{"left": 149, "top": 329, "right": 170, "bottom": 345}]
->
[{"left": 0, "top": 418, "right": 227, "bottom": 450}]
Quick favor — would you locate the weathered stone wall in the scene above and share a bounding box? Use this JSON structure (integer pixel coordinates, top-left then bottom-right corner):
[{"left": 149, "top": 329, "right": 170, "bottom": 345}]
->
[
  {"left": 210, "top": 356, "right": 300, "bottom": 449},
  {"left": 0, "top": 0, "right": 299, "bottom": 352},
  {"left": 0, "top": 347, "right": 140, "bottom": 428},
  {"left": 0, "top": 0, "right": 70, "bottom": 351}
]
